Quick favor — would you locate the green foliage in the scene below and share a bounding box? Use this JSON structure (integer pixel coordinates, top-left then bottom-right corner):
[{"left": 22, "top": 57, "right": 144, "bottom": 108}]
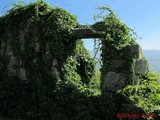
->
[
  {"left": 89, "top": 70, "right": 101, "bottom": 95},
  {"left": 0, "top": 1, "right": 99, "bottom": 120},
  {"left": 1, "top": 1, "right": 156, "bottom": 120},
  {"left": 92, "top": 6, "right": 137, "bottom": 49},
  {"left": 91, "top": 6, "right": 139, "bottom": 93},
  {"left": 118, "top": 72, "right": 160, "bottom": 113}
]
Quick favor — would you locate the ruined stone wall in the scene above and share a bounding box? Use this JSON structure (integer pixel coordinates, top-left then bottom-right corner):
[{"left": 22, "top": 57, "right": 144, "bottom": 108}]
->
[
  {"left": 0, "top": 1, "right": 156, "bottom": 120},
  {"left": 0, "top": 2, "right": 96, "bottom": 119},
  {"left": 101, "top": 40, "right": 148, "bottom": 119}
]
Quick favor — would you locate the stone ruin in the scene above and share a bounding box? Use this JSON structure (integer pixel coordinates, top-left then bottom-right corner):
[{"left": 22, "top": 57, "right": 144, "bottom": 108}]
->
[
  {"left": 0, "top": 1, "right": 153, "bottom": 120},
  {"left": 75, "top": 27, "right": 148, "bottom": 119}
]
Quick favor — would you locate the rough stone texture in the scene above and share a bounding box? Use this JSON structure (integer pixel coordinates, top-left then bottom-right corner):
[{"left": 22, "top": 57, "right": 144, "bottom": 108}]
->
[
  {"left": 19, "top": 67, "right": 26, "bottom": 80},
  {"left": 126, "top": 45, "right": 142, "bottom": 59},
  {"left": 109, "top": 60, "right": 127, "bottom": 70},
  {"left": 104, "top": 72, "right": 127, "bottom": 92},
  {"left": 8, "top": 67, "right": 16, "bottom": 77},
  {"left": 73, "top": 28, "right": 101, "bottom": 39},
  {"left": 51, "top": 67, "right": 59, "bottom": 77},
  {"left": 8, "top": 56, "right": 17, "bottom": 76},
  {"left": 46, "top": 43, "right": 49, "bottom": 51},
  {"left": 35, "top": 42, "right": 40, "bottom": 52},
  {"left": 135, "top": 59, "right": 147, "bottom": 76},
  {"left": 52, "top": 59, "right": 58, "bottom": 67},
  {"left": 101, "top": 43, "right": 149, "bottom": 119},
  {"left": 51, "top": 59, "right": 59, "bottom": 77},
  {"left": 6, "top": 46, "right": 13, "bottom": 57}
]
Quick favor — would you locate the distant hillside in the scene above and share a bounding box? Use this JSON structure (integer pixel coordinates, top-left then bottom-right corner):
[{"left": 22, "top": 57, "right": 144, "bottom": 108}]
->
[
  {"left": 143, "top": 50, "right": 160, "bottom": 73},
  {"left": 143, "top": 50, "right": 160, "bottom": 60},
  {"left": 90, "top": 50, "right": 160, "bottom": 73}
]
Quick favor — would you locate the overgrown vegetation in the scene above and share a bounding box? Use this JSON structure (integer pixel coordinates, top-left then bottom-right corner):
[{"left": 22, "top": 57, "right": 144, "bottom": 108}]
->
[
  {"left": 0, "top": 1, "right": 99, "bottom": 119},
  {"left": 118, "top": 72, "right": 160, "bottom": 113},
  {"left": 92, "top": 7, "right": 137, "bottom": 48},
  {"left": 92, "top": 6, "right": 160, "bottom": 119},
  {"left": 0, "top": 1, "right": 160, "bottom": 120},
  {"left": 91, "top": 7, "right": 139, "bottom": 91}
]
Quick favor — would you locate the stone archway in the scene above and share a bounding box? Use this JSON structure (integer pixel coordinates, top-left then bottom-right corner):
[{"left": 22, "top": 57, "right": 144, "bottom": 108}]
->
[
  {"left": 73, "top": 25, "right": 148, "bottom": 118},
  {"left": 73, "top": 25, "right": 147, "bottom": 91},
  {"left": 0, "top": 1, "right": 150, "bottom": 119}
]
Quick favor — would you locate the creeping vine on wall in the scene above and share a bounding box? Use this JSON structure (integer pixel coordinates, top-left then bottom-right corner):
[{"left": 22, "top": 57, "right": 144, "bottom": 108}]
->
[
  {"left": 0, "top": 1, "right": 159, "bottom": 120},
  {"left": 0, "top": 1, "right": 97, "bottom": 119}
]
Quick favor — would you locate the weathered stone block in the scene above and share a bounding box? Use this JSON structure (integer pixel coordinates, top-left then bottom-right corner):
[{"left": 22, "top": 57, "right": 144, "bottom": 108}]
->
[
  {"left": 135, "top": 59, "right": 147, "bottom": 76},
  {"left": 125, "top": 45, "right": 142, "bottom": 59},
  {"left": 8, "top": 56, "right": 17, "bottom": 76},
  {"left": 51, "top": 67, "right": 59, "bottom": 77},
  {"left": 35, "top": 42, "right": 40, "bottom": 52},
  {"left": 46, "top": 43, "right": 49, "bottom": 51},
  {"left": 8, "top": 67, "right": 16, "bottom": 76},
  {"left": 103, "top": 72, "right": 127, "bottom": 92},
  {"left": 108, "top": 60, "right": 127, "bottom": 70},
  {"left": 6, "top": 47, "right": 13, "bottom": 56},
  {"left": 74, "top": 28, "right": 101, "bottom": 39},
  {"left": 20, "top": 67, "right": 26, "bottom": 80},
  {"left": 52, "top": 59, "right": 58, "bottom": 67},
  {"left": 8, "top": 56, "right": 17, "bottom": 67}
]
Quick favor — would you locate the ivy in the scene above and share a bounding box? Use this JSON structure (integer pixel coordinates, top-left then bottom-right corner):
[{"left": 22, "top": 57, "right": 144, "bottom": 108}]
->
[
  {"left": 117, "top": 72, "right": 160, "bottom": 113},
  {"left": 0, "top": 1, "right": 159, "bottom": 120},
  {"left": 92, "top": 6, "right": 138, "bottom": 49},
  {"left": 0, "top": 1, "right": 96, "bottom": 119}
]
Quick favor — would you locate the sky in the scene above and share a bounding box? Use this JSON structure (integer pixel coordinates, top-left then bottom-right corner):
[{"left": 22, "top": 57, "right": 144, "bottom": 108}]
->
[{"left": 0, "top": 0, "right": 160, "bottom": 50}]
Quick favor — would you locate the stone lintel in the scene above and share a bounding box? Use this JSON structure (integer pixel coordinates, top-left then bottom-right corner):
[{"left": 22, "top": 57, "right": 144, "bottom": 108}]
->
[{"left": 73, "top": 28, "right": 101, "bottom": 39}]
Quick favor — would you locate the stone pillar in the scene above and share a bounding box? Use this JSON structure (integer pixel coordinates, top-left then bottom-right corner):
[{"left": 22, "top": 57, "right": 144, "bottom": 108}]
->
[
  {"left": 101, "top": 41, "right": 148, "bottom": 118},
  {"left": 126, "top": 45, "right": 148, "bottom": 85},
  {"left": 101, "top": 44, "right": 148, "bottom": 92}
]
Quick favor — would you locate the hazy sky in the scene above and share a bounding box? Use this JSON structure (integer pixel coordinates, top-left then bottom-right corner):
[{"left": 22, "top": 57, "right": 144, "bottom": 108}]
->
[{"left": 0, "top": 0, "right": 160, "bottom": 50}]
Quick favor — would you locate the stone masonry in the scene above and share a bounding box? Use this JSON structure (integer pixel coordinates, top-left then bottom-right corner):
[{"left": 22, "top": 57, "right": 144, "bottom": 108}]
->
[{"left": 101, "top": 41, "right": 148, "bottom": 119}]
